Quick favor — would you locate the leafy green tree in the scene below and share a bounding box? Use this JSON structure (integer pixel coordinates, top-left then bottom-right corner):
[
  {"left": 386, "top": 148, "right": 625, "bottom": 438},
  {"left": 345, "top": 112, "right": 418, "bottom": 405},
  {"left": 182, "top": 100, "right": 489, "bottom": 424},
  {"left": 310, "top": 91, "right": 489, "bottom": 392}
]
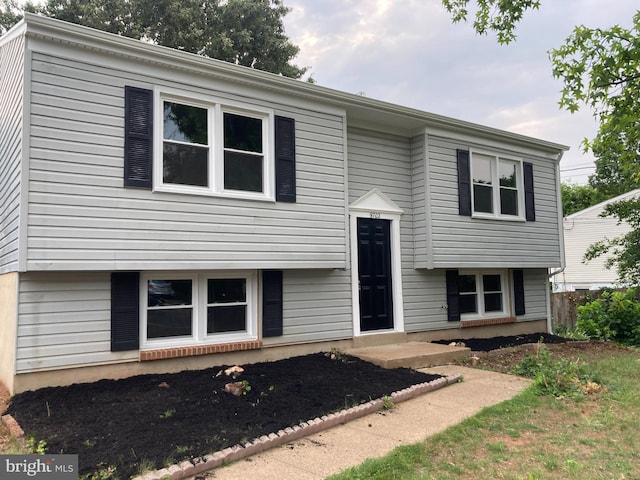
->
[
  {"left": 0, "top": 0, "right": 306, "bottom": 79},
  {"left": 550, "top": 14, "right": 640, "bottom": 285},
  {"left": 0, "top": 0, "right": 36, "bottom": 33},
  {"left": 443, "top": 2, "right": 640, "bottom": 284},
  {"left": 561, "top": 182, "right": 607, "bottom": 216},
  {"left": 441, "top": 0, "right": 540, "bottom": 44}
]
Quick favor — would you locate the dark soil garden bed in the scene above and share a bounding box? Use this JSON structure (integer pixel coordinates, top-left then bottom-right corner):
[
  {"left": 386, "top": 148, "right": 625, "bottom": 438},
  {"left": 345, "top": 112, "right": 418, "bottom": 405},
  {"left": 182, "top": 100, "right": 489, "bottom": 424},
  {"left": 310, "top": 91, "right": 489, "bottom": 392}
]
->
[
  {"left": 3, "top": 333, "right": 584, "bottom": 479},
  {"left": 5, "top": 352, "right": 440, "bottom": 479},
  {"left": 433, "top": 333, "right": 570, "bottom": 351}
]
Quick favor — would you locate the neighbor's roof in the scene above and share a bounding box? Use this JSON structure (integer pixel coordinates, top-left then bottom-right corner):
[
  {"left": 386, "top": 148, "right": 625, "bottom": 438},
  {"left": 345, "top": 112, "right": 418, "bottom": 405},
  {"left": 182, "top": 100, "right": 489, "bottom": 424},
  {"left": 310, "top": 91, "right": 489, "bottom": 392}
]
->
[
  {"left": 6, "top": 13, "right": 569, "bottom": 155},
  {"left": 565, "top": 189, "right": 640, "bottom": 220}
]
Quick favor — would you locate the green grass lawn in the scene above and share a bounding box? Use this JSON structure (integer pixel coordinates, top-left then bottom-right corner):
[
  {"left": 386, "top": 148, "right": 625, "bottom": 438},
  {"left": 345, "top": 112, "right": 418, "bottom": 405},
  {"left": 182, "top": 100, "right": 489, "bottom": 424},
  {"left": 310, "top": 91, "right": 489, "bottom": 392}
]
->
[{"left": 327, "top": 346, "right": 640, "bottom": 480}]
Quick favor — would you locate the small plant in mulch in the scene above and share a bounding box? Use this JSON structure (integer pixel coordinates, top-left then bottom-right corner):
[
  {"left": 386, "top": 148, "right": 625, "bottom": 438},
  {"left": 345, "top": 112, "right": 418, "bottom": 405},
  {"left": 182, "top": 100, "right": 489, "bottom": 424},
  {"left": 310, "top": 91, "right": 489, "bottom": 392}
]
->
[
  {"left": 214, "top": 365, "right": 254, "bottom": 397},
  {"left": 326, "top": 348, "right": 348, "bottom": 362},
  {"left": 382, "top": 396, "right": 395, "bottom": 411},
  {"left": 159, "top": 408, "right": 176, "bottom": 419},
  {"left": 224, "top": 380, "right": 252, "bottom": 396}
]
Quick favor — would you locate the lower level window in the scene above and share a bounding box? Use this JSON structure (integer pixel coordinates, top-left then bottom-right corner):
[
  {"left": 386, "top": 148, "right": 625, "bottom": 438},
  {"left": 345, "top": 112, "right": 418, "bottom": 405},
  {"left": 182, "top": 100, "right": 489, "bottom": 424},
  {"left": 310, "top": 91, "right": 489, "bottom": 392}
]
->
[
  {"left": 458, "top": 271, "right": 508, "bottom": 319},
  {"left": 207, "top": 278, "right": 247, "bottom": 333},
  {"left": 142, "top": 272, "right": 256, "bottom": 348}
]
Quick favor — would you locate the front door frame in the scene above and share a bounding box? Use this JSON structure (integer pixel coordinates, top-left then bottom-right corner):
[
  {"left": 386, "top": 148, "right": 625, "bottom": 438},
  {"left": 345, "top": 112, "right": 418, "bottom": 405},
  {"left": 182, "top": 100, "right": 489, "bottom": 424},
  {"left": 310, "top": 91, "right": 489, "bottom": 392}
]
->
[{"left": 349, "top": 189, "right": 404, "bottom": 336}]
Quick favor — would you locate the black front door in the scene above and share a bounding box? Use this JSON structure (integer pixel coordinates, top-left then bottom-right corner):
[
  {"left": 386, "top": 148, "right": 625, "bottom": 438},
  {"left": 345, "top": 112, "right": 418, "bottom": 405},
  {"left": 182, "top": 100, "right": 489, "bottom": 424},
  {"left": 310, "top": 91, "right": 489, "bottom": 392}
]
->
[{"left": 358, "top": 218, "right": 393, "bottom": 331}]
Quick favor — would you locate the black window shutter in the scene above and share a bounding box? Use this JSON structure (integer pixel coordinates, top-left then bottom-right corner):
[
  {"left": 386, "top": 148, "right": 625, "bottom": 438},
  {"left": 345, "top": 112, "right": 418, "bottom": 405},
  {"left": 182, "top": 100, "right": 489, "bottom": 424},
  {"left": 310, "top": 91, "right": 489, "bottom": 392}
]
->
[
  {"left": 457, "top": 149, "right": 471, "bottom": 216},
  {"left": 513, "top": 269, "right": 526, "bottom": 316},
  {"left": 523, "top": 162, "right": 535, "bottom": 221},
  {"left": 124, "top": 86, "right": 153, "bottom": 189},
  {"left": 111, "top": 272, "right": 140, "bottom": 351},
  {"left": 262, "top": 270, "right": 284, "bottom": 337},
  {"left": 275, "top": 116, "right": 296, "bottom": 202},
  {"left": 445, "top": 270, "right": 460, "bottom": 322}
]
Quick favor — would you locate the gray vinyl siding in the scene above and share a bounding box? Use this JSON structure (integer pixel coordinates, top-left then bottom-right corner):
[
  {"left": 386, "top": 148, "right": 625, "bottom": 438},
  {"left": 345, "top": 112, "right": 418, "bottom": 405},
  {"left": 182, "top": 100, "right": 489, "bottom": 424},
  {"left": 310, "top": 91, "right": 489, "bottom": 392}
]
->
[
  {"left": 347, "top": 128, "right": 414, "bottom": 277},
  {"left": 523, "top": 268, "right": 549, "bottom": 320},
  {"left": 16, "top": 272, "right": 137, "bottom": 373},
  {"left": 25, "top": 50, "right": 347, "bottom": 271},
  {"left": 348, "top": 128, "right": 551, "bottom": 332},
  {"left": 0, "top": 34, "right": 24, "bottom": 273},
  {"left": 348, "top": 127, "right": 429, "bottom": 329},
  {"left": 411, "top": 133, "right": 429, "bottom": 268},
  {"left": 16, "top": 269, "right": 351, "bottom": 373},
  {"left": 264, "top": 269, "right": 352, "bottom": 346},
  {"left": 404, "top": 268, "right": 548, "bottom": 332},
  {"left": 428, "top": 135, "right": 562, "bottom": 268}
]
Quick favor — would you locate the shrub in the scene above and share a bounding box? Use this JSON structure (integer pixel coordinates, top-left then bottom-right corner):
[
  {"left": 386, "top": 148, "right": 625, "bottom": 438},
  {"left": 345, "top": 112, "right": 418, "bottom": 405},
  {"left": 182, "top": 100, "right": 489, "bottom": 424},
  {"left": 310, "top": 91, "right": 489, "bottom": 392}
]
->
[
  {"left": 512, "top": 345, "right": 601, "bottom": 398},
  {"left": 576, "top": 288, "right": 640, "bottom": 345}
]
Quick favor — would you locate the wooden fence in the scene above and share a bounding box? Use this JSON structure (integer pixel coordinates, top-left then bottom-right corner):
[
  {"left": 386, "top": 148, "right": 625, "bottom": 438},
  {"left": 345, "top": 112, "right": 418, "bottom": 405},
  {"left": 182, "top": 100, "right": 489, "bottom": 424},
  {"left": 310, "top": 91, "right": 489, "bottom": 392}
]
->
[{"left": 551, "top": 289, "right": 626, "bottom": 330}]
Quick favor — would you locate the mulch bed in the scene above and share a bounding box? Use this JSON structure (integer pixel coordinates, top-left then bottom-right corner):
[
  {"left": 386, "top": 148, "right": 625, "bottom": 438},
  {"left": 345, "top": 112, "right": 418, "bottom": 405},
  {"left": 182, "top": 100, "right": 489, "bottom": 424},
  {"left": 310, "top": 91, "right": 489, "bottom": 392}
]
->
[
  {"left": 433, "top": 333, "right": 570, "bottom": 352},
  {"left": 6, "top": 352, "right": 440, "bottom": 479}
]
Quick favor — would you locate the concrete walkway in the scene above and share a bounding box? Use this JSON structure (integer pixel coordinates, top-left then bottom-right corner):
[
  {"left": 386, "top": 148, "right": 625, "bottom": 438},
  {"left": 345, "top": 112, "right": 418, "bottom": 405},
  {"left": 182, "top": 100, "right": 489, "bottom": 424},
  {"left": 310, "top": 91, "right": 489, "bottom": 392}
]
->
[{"left": 191, "top": 365, "right": 530, "bottom": 480}]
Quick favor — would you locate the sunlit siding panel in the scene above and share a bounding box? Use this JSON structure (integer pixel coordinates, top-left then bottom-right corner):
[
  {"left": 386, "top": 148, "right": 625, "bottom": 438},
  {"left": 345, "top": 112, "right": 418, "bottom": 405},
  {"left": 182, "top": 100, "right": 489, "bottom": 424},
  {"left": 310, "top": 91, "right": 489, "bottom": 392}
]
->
[
  {"left": 25, "top": 51, "right": 347, "bottom": 271},
  {"left": 0, "top": 35, "right": 24, "bottom": 273}
]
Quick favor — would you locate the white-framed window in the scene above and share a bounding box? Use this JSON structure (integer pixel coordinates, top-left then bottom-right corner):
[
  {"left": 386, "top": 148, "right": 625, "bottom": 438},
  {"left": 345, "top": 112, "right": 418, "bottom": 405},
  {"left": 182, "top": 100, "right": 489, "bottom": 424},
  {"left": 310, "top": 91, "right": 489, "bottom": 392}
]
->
[
  {"left": 154, "top": 89, "right": 273, "bottom": 200},
  {"left": 458, "top": 270, "right": 510, "bottom": 319},
  {"left": 471, "top": 151, "right": 524, "bottom": 220},
  {"left": 141, "top": 271, "right": 257, "bottom": 349}
]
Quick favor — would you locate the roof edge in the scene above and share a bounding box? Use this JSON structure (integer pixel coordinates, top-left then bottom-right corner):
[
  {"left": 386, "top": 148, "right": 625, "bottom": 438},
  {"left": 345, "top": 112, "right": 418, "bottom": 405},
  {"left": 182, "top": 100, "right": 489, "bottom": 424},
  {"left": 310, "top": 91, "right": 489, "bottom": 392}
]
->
[
  {"left": 565, "top": 188, "right": 640, "bottom": 219},
  {"left": 17, "top": 13, "right": 569, "bottom": 153}
]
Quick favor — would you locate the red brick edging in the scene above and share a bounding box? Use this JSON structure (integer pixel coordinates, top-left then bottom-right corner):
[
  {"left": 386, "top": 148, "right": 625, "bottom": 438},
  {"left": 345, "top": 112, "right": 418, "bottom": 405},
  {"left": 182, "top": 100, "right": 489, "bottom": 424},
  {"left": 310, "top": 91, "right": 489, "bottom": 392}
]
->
[
  {"left": 133, "top": 373, "right": 462, "bottom": 480},
  {"left": 1, "top": 374, "right": 461, "bottom": 480},
  {"left": 140, "top": 340, "right": 263, "bottom": 361},
  {"left": 1, "top": 413, "right": 24, "bottom": 438}
]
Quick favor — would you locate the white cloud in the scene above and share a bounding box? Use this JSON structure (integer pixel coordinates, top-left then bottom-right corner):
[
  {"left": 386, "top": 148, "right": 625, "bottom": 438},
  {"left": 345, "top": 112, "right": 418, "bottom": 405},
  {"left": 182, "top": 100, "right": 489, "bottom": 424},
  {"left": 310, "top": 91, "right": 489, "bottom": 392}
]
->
[{"left": 283, "top": 0, "right": 638, "bottom": 184}]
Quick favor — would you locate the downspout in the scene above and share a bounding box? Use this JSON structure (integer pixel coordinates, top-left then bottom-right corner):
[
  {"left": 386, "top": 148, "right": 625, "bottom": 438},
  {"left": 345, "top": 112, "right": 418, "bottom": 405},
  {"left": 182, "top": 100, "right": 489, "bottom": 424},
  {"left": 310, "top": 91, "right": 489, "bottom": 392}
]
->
[{"left": 547, "top": 151, "right": 567, "bottom": 333}]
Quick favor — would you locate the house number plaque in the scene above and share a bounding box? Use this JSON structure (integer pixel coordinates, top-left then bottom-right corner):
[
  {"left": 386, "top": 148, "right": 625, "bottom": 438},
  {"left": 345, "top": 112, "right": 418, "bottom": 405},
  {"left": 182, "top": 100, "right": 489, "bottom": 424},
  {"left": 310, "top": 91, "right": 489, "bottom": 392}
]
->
[{"left": 369, "top": 212, "right": 381, "bottom": 219}]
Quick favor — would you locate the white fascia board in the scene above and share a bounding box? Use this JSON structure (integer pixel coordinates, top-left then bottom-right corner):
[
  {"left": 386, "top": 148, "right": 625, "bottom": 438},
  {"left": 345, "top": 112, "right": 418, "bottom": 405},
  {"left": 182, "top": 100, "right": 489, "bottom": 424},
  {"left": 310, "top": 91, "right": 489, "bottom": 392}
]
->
[{"left": 424, "top": 125, "right": 568, "bottom": 160}]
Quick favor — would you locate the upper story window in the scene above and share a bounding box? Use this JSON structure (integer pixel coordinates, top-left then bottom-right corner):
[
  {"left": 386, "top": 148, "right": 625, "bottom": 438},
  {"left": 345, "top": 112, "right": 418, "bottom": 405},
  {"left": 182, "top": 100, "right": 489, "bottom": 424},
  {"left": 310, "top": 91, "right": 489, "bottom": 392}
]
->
[
  {"left": 155, "top": 90, "right": 272, "bottom": 200},
  {"left": 471, "top": 152, "right": 524, "bottom": 220},
  {"left": 223, "top": 112, "right": 264, "bottom": 192},
  {"left": 162, "top": 102, "right": 210, "bottom": 187}
]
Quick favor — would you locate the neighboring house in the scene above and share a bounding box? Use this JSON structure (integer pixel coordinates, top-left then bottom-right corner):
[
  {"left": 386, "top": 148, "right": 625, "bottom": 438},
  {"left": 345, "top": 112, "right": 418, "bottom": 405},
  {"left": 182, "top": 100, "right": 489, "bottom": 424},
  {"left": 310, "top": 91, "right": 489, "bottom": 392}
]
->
[
  {"left": 0, "top": 14, "right": 568, "bottom": 394},
  {"left": 551, "top": 189, "right": 639, "bottom": 292}
]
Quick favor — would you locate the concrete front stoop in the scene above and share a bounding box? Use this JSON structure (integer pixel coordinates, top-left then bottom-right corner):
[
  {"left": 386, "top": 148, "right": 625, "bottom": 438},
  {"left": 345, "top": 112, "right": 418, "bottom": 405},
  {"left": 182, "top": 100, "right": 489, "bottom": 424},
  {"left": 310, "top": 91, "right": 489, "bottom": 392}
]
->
[{"left": 345, "top": 341, "right": 471, "bottom": 369}]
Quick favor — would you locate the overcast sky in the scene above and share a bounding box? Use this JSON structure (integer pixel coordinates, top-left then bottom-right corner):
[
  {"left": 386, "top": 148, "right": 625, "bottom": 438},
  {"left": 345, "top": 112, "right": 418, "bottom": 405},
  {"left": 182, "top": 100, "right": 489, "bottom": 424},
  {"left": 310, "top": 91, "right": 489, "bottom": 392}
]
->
[{"left": 282, "top": 0, "right": 638, "bottom": 185}]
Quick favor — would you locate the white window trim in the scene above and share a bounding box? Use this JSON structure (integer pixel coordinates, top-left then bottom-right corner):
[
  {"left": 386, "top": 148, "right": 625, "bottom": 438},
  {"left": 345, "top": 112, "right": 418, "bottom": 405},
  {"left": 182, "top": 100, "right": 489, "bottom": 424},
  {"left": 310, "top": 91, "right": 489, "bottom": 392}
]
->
[
  {"left": 459, "top": 270, "right": 511, "bottom": 320},
  {"left": 470, "top": 149, "right": 525, "bottom": 221},
  {"left": 153, "top": 88, "right": 275, "bottom": 201},
  {"left": 140, "top": 271, "right": 258, "bottom": 350}
]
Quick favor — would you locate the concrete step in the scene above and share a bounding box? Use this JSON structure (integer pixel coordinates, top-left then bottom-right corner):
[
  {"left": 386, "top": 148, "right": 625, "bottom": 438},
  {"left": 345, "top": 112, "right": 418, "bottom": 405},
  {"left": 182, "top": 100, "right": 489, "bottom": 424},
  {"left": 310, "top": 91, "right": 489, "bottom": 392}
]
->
[{"left": 346, "top": 341, "right": 471, "bottom": 370}]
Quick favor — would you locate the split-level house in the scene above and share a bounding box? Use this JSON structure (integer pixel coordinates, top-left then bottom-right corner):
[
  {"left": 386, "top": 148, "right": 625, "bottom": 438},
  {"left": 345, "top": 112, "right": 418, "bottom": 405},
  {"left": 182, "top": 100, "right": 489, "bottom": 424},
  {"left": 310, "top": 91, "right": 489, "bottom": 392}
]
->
[{"left": 0, "top": 14, "right": 568, "bottom": 394}]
